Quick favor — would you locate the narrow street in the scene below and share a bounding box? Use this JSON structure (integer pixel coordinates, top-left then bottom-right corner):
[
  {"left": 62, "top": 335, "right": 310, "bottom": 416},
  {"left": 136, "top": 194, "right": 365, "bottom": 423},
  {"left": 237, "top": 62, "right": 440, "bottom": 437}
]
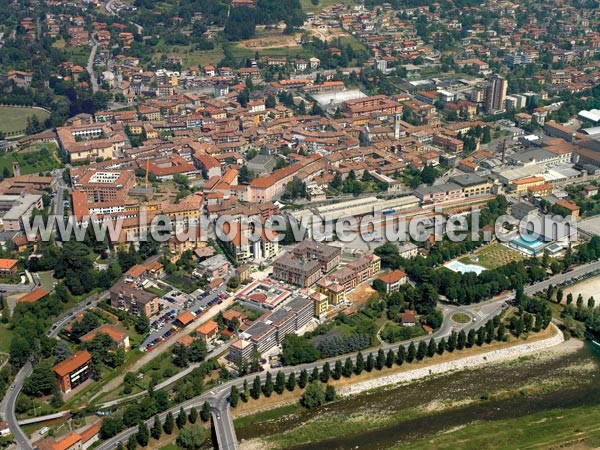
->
[{"left": 86, "top": 35, "right": 99, "bottom": 93}]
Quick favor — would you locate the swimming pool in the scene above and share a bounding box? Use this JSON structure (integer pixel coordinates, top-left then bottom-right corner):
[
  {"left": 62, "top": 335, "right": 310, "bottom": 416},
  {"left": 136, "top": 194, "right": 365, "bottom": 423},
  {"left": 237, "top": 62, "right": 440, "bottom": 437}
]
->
[
  {"left": 509, "top": 235, "right": 547, "bottom": 256},
  {"left": 444, "top": 260, "right": 486, "bottom": 275}
]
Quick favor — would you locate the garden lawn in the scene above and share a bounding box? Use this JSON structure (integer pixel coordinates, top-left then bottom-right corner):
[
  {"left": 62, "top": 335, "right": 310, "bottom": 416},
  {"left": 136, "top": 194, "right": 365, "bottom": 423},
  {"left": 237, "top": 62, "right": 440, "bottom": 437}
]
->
[
  {"left": 460, "top": 242, "right": 523, "bottom": 270},
  {"left": 0, "top": 107, "right": 50, "bottom": 134},
  {"left": 0, "top": 144, "right": 60, "bottom": 175}
]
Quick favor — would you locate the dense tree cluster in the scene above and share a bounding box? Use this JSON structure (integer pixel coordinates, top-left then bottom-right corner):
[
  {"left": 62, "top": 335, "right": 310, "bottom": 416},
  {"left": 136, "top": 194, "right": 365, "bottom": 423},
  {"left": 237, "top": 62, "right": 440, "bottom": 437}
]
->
[
  {"left": 224, "top": 0, "right": 305, "bottom": 40},
  {"left": 101, "top": 359, "right": 218, "bottom": 440},
  {"left": 282, "top": 334, "right": 321, "bottom": 365},
  {"left": 315, "top": 333, "right": 372, "bottom": 358}
]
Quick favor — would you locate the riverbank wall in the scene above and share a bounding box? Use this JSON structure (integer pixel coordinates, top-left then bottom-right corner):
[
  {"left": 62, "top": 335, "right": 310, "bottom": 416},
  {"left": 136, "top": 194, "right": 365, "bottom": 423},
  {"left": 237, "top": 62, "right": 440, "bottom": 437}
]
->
[{"left": 340, "top": 324, "right": 565, "bottom": 396}]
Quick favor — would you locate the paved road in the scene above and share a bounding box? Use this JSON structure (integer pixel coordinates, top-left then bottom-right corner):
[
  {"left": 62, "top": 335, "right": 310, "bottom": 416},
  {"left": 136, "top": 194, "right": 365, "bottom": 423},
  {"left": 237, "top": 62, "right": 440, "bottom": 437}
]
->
[
  {"left": 86, "top": 36, "right": 99, "bottom": 93},
  {"left": 105, "top": 0, "right": 143, "bottom": 34},
  {"left": 0, "top": 284, "right": 35, "bottom": 294},
  {"left": 53, "top": 169, "right": 67, "bottom": 216},
  {"left": 1, "top": 290, "right": 109, "bottom": 450},
  {"left": 95, "top": 296, "right": 508, "bottom": 450},
  {"left": 10, "top": 261, "right": 600, "bottom": 449},
  {"left": 3, "top": 362, "right": 33, "bottom": 449},
  {"left": 94, "top": 257, "right": 600, "bottom": 450},
  {"left": 210, "top": 395, "right": 237, "bottom": 450},
  {"left": 522, "top": 260, "right": 600, "bottom": 295}
]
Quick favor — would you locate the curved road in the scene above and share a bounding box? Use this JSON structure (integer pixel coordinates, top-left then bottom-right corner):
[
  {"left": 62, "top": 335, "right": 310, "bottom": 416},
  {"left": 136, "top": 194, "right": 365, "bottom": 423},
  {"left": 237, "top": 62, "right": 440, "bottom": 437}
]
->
[
  {"left": 96, "top": 296, "right": 508, "bottom": 450},
  {"left": 86, "top": 35, "right": 99, "bottom": 93},
  {"left": 1, "top": 292, "right": 109, "bottom": 450},
  {"left": 6, "top": 259, "right": 600, "bottom": 449}
]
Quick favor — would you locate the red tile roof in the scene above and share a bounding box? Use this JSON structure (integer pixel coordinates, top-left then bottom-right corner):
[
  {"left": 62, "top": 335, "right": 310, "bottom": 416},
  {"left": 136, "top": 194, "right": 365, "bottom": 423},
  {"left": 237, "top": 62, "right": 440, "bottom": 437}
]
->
[
  {"left": 52, "top": 351, "right": 92, "bottom": 377},
  {"left": 0, "top": 259, "right": 17, "bottom": 270},
  {"left": 52, "top": 432, "right": 81, "bottom": 450},
  {"left": 17, "top": 288, "right": 50, "bottom": 303},
  {"left": 176, "top": 311, "right": 195, "bottom": 326},
  {"left": 197, "top": 320, "right": 218, "bottom": 335},
  {"left": 378, "top": 270, "right": 407, "bottom": 284}
]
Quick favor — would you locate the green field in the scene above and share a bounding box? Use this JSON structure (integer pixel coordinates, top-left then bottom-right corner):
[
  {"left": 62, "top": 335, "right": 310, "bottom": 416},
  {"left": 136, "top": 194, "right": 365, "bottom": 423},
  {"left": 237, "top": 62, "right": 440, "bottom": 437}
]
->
[
  {"left": 301, "top": 0, "right": 357, "bottom": 13},
  {"left": 234, "top": 404, "right": 302, "bottom": 429},
  {"left": 0, "top": 143, "right": 60, "bottom": 176},
  {"left": 0, "top": 106, "right": 50, "bottom": 134},
  {"left": 151, "top": 44, "right": 226, "bottom": 68},
  {"left": 459, "top": 242, "right": 524, "bottom": 270},
  {"left": 63, "top": 46, "right": 91, "bottom": 66},
  {"left": 0, "top": 324, "right": 12, "bottom": 353},
  {"left": 451, "top": 312, "right": 471, "bottom": 324},
  {"left": 395, "top": 405, "right": 600, "bottom": 450},
  {"left": 230, "top": 44, "right": 312, "bottom": 60}
]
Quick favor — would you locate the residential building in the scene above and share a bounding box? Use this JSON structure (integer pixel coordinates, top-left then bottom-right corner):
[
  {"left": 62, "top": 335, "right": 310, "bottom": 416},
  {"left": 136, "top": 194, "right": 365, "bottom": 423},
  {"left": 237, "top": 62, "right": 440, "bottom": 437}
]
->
[
  {"left": 376, "top": 270, "right": 408, "bottom": 293},
  {"left": 53, "top": 351, "right": 93, "bottom": 393},
  {"left": 555, "top": 199, "right": 580, "bottom": 219},
  {"left": 0, "top": 194, "right": 44, "bottom": 231},
  {"left": 450, "top": 173, "right": 493, "bottom": 198},
  {"left": 401, "top": 310, "right": 417, "bottom": 326},
  {"left": 196, "top": 320, "right": 219, "bottom": 343},
  {"left": 17, "top": 288, "right": 50, "bottom": 304},
  {"left": 484, "top": 75, "right": 508, "bottom": 114},
  {"left": 511, "top": 176, "right": 546, "bottom": 194},
  {"left": 315, "top": 278, "right": 346, "bottom": 306},
  {"left": 235, "top": 264, "right": 252, "bottom": 283},
  {"left": 198, "top": 254, "right": 230, "bottom": 279},
  {"left": 109, "top": 282, "right": 158, "bottom": 317},
  {"left": 79, "top": 324, "right": 130, "bottom": 351},
  {"left": 325, "top": 254, "right": 381, "bottom": 293},
  {"left": 0, "top": 258, "right": 18, "bottom": 276},
  {"left": 273, "top": 253, "right": 322, "bottom": 287},
  {"left": 291, "top": 241, "right": 342, "bottom": 274},
  {"left": 397, "top": 242, "right": 419, "bottom": 259}
]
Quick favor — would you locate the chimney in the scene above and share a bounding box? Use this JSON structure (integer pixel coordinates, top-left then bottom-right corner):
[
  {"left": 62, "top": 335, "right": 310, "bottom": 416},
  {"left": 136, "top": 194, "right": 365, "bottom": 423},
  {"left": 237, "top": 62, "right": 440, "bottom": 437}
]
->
[{"left": 394, "top": 113, "right": 401, "bottom": 140}]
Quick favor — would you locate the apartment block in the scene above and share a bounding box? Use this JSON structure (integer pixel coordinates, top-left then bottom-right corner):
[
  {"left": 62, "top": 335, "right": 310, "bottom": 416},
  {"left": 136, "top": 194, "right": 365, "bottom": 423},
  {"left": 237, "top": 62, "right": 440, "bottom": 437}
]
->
[{"left": 109, "top": 282, "right": 158, "bottom": 317}]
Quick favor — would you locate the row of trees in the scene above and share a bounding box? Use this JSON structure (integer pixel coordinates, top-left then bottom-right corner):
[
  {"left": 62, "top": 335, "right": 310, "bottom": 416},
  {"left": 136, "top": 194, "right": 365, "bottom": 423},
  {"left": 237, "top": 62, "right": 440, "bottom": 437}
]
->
[
  {"left": 228, "top": 369, "right": 336, "bottom": 410},
  {"left": 100, "top": 360, "right": 219, "bottom": 439},
  {"left": 232, "top": 313, "right": 537, "bottom": 409},
  {"left": 114, "top": 405, "right": 209, "bottom": 450}
]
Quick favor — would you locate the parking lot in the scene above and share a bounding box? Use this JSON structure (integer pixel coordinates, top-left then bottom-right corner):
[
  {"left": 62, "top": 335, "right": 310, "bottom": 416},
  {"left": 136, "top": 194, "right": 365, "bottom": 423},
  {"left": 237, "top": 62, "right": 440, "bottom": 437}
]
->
[{"left": 141, "top": 286, "right": 228, "bottom": 351}]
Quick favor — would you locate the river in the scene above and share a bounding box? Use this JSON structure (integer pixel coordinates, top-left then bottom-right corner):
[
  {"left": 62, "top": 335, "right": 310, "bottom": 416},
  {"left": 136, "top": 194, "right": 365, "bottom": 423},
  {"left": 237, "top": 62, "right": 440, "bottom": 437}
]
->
[{"left": 235, "top": 340, "right": 600, "bottom": 450}]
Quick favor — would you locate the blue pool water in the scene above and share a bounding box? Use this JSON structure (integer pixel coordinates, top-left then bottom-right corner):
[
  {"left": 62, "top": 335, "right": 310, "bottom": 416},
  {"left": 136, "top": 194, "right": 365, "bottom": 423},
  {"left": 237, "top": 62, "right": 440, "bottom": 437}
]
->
[
  {"left": 444, "top": 260, "right": 486, "bottom": 275},
  {"left": 509, "top": 235, "right": 547, "bottom": 255}
]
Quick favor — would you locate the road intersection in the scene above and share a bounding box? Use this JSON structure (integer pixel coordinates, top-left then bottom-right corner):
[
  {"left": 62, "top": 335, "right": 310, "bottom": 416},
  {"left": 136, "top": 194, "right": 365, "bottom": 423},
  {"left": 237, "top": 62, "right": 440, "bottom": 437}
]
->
[{"left": 6, "top": 260, "right": 600, "bottom": 449}]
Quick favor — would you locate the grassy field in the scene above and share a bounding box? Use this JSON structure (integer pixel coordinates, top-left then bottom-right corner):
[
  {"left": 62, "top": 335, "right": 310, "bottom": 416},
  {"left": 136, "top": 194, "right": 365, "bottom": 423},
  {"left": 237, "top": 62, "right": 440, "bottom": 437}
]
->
[
  {"left": 63, "top": 46, "right": 90, "bottom": 66},
  {"left": 0, "top": 106, "right": 50, "bottom": 134},
  {"left": 144, "top": 285, "right": 169, "bottom": 297},
  {"left": 301, "top": 0, "right": 356, "bottom": 13},
  {"left": 460, "top": 242, "right": 524, "bottom": 270},
  {"left": 142, "top": 39, "right": 225, "bottom": 67},
  {"left": 0, "top": 143, "right": 60, "bottom": 176},
  {"left": 0, "top": 324, "right": 12, "bottom": 353},
  {"left": 395, "top": 405, "right": 600, "bottom": 450},
  {"left": 168, "top": 45, "right": 225, "bottom": 68},
  {"left": 230, "top": 44, "right": 312, "bottom": 60},
  {"left": 451, "top": 312, "right": 472, "bottom": 324},
  {"left": 337, "top": 35, "right": 367, "bottom": 52},
  {"left": 234, "top": 403, "right": 302, "bottom": 428},
  {"left": 51, "top": 38, "right": 66, "bottom": 49}
]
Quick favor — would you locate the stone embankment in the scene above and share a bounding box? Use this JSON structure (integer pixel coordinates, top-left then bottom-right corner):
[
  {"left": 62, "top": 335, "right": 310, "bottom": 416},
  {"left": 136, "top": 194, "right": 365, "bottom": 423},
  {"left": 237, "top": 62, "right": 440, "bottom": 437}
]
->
[{"left": 340, "top": 325, "right": 565, "bottom": 396}]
